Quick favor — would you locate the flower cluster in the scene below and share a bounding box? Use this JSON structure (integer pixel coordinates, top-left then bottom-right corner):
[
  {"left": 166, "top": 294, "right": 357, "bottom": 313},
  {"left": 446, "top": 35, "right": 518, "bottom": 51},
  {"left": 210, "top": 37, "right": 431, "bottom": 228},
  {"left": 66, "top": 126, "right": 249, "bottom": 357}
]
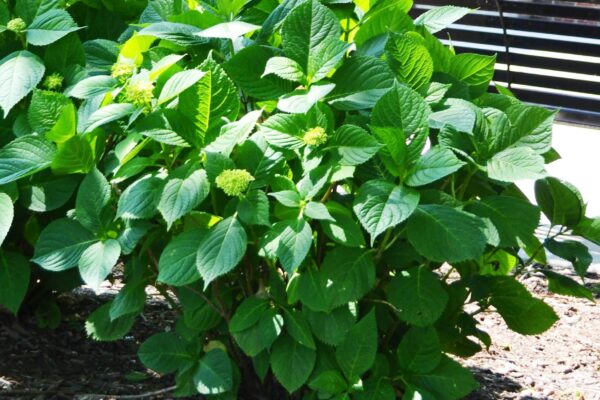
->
[
  {"left": 42, "top": 73, "right": 64, "bottom": 91},
  {"left": 302, "top": 126, "right": 328, "bottom": 146},
  {"left": 124, "top": 80, "right": 154, "bottom": 107},
  {"left": 7, "top": 18, "right": 26, "bottom": 33},
  {"left": 215, "top": 169, "right": 255, "bottom": 197},
  {"left": 111, "top": 61, "right": 135, "bottom": 83}
]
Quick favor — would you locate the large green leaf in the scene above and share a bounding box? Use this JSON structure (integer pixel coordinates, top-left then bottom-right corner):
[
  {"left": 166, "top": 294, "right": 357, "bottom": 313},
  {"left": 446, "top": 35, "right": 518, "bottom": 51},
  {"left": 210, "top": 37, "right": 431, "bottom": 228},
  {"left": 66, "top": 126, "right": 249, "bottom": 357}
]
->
[
  {"left": 0, "top": 251, "right": 31, "bottom": 314},
  {"left": 415, "top": 6, "right": 472, "bottom": 33},
  {"left": 466, "top": 196, "right": 540, "bottom": 247},
  {"left": 281, "top": 0, "right": 348, "bottom": 83},
  {"left": 51, "top": 135, "right": 95, "bottom": 175},
  {"left": 26, "top": 9, "right": 82, "bottom": 46},
  {"left": 406, "top": 146, "right": 465, "bottom": 187},
  {"left": 320, "top": 201, "right": 366, "bottom": 248},
  {"left": 306, "top": 304, "right": 356, "bottom": 346},
  {"left": 386, "top": 266, "right": 448, "bottom": 326},
  {"left": 0, "top": 193, "right": 13, "bottom": 247},
  {"left": 28, "top": 89, "right": 70, "bottom": 134},
  {"left": 78, "top": 239, "right": 121, "bottom": 291},
  {"left": 229, "top": 297, "right": 270, "bottom": 333},
  {"left": 330, "top": 124, "right": 382, "bottom": 166},
  {"left": 0, "top": 51, "right": 45, "bottom": 117},
  {"left": 85, "top": 302, "right": 136, "bottom": 341},
  {"left": 260, "top": 218, "right": 312, "bottom": 274},
  {"left": 407, "top": 205, "right": 487, "bottom": 262},
  {"left": 448, "top": 53, "right": 496, "bottom": 98},
  {"left": 271, "top": 334, "right": 316, "bottom": 393},
  {"left": 205, "top": 110, "right": 262, "bottom": 157},
  {"left": 158, "top": 69, "right": 206, "bottom": 105},
  {"left": 82, "top": 103, "right": 137, "bottom": 133},
  {"left": 543, "top": 270, "right": 594, "bottom": 302},
  {"left": 158, "top": 167, "right": 210, "bottom": 229},
  {"left": 472, "top": 276, "right": 558, "bottom": 335},
  {"left": 535, "top": 177, "right": 584, "bottom": 228},
  {"left": 397, "top": 326, "right": 442, "bottom": 373},
  {"left": 193, "top": 349, "right": 233, "bottom": 395},
  {"left": 117, "top": 174, "right": 165, "bottom": 220},
  {"left": 406, "top": 356, "right": 478, "bottom": 400},
  {"left": 385, "top": 33, "right": 433, "bottom": 89},
  {"left": 139, "top": 332, "right": 193, "bottom": 374},
  {"left": 354, "top": 0, "right": 414, "bottom": 45},
  {"left": 505, "top": 104, "right": 555, "bottom": 154},
  {"left": 0, "top": 135, "right": 56, "bottom": 185},
  {"left": 32, "top": 218, "right": 96, "bottom": 271},
  {"left": 544, "top": 238, "right": 592, "bottom": 279},
  {"left": 335, "top": 310, "right": 377, "bottom": 380},
  {"left": 487, "top": 146, "right": 545, "bottom": 182},
  {"left": 283, "top": 308, "right": 316, "bottom": 350},
  {"left": 233, "top": 308, "right": 283, "bottom": 356},
  {"left": 196, "top": 216, "right": 247, "bottom": 287},
  {"left": 67, "top": 75, "right": 118, "bottom": 99},
  {"left": 158, "top": 229, "right": 204, "bottom": 286},
  {"left": 353, "top": 180, "right": 419, "bottom": 244},
  {"left": 277, "top": 82, "right": 335, "bottom": 114},
  {"left": 76, "top": 167, "right": 111, "bottom": 233}
]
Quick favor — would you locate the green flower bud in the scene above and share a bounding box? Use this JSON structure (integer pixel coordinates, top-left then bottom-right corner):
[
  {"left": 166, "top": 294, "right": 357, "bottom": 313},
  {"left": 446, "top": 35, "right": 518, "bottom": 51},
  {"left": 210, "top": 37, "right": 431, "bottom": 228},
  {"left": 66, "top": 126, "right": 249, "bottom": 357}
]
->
[
  {"left": 7, "top": 18, "right": 26, "bottom": 33},
  {"left": 215, "top": 169, "right": 255, "bottom": 197},
  {"left": 302, "top": 126, "right": 328, "bottom": 147},
  {"left": 42, "top": 73, "right": 64, "bottom": 91},
  {"left": 124, "top": 80, "right": 154, "bottom": 107},
  {"left": 111, "top": 61, "right": 135, "bottom": 83}
]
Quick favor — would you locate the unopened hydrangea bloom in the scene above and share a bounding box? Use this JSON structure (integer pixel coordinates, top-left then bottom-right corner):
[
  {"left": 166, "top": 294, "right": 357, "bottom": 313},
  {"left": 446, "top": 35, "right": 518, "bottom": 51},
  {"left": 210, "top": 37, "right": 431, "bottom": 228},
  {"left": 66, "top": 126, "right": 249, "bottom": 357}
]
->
[
  {"left": 7, "top": 18, "right": 26, "bottom": 33},
  {"left": 111, "top": 61, "right": 135, "bottom": 83},
  {"left": 215, "top": 169, "right": 255, "bottom": 197},
  {"left": 303, "top": 126, "right": 328, "bottom": 146},
  {"left": 43, "top": 73, "right": 64, "bottom": 91},
  {"left": 124, "top": 80, "right": 154, "bottom": 107}
]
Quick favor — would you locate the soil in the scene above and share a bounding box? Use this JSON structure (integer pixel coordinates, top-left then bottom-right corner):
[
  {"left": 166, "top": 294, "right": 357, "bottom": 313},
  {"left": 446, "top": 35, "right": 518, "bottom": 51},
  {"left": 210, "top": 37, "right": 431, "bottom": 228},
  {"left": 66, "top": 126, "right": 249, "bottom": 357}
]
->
[{"left": 1, "top": 267, "right": 599, "bottom": 400}]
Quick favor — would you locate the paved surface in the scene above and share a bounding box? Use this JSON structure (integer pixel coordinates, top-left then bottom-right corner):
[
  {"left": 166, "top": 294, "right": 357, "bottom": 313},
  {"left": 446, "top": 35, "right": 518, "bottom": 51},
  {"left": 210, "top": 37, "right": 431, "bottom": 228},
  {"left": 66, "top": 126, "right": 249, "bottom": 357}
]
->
[{"left": 518, "top": 122, "right": 600, "bottom": 272}]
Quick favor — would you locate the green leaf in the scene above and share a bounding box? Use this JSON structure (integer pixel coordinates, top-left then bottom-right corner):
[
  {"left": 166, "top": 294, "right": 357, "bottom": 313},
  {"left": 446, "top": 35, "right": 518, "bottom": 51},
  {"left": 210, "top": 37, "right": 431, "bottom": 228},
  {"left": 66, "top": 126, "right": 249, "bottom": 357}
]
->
[
  {"left": 158, "top": 168, "right": 210, "bottom": 229},
  {"left": 196, "top": 216, "right": 247, "bottom": 287},
  {"left": 46, "top": 102, "right": 76, "bottom": 143},
  {"left": 353, "top": 180, "right": 419, "bottom": 244},
  {"left": 385, "top": 33, "right": 433, "bottom": 90},
  {"left": 117, "top": 174, "right": 165, "bottom": 220},
  {"left": 277, "top": 82, "right": 336, "bottom": 114},
  {"left": 574, "top": 217, "right": 600, "bottom": 246},
  {"left": 321, "top": 201, "right": 366, "bottom": 248},
  {"left": 158, "top": 69, "right": 206, "bottom": 105},
  {"left": 0, "top": 251, "right": 31, "bottom": 314},
  {"left": 306, "top": 304, "right": 356, "bottom": 346},
  {"left": 32, "top": 218, "right": 96, "bottom": 271},
  {"left": 354, "top": 0, "right": 414, "bottom": 45},
  {"left": 281, "top": 0, "right": 348, "bottom": 82},
  {"left": 238, "top": 190, "right": 270, "bottom": 226},
  {"left": 51, "top": 135, "right": 94, "bottom": 175},
  {"left": 283, "top": 308, "right": 316, "bottom": 350},
  {"left": 271, "top": 334, "right": 316, "bottom": 393},
  {"left": 0, "top": 51, "right": 45, "bottom": 117},
  {"left": 505, "top": 104, "right": 555, "bottom": 154},
  {"left": 205, "top": 110, "right": 262, "bottom": 157},
  {"left": 535, "top": 177, "right": 584, "bottom": 228},
  {"left": 397, "top": 326, "right": 442, "bottom": 373},
  {"left": 68, "top": 75, "right": 118, "bottom": 99},
  {"left": 198, "top": 21, "right": 261, "bottom": 40},
  {"left": 28, "top": 89, "right": 70, "bottom": 134},
  {"left": 82, "top": 103, "right": 137, "bottom": 133},
  {"left": 109, "top": 283, "right": 146, "bottom": 320},
  {"left": 229, "top": 297, "right": 269, "bottom": 333},
  {"left": 263, "top": 56, "right": 306, "bottom": 82},
  {"left": 543, "top": 270, "right": 594, "bottom": 302},
  {"left": 371, "top": 84, "right": 430, "bottom": 163},
  {"left": 118, "top": 220, "right": 152, "bottom": 255},
  {"left": 260, "top": 218, "right": 312, "bottom": 274},
  {"left": 466, "top": 196, "right": 540, "bottom": 247},
  {"left": 406, "top": 146, "right": 465, "bottom": 186},
  {"left": 0, "top": 193, "right": 13, "bottom": 247},
  {"left": 139, "top": 332, "right": 192, "bottom": 374},
  {"left": 448, "top": 53, "right": 496, "bottom": 98},
  {"left": 86, "top": 302, "right": 136, "bottom": 341},
  {"left": 335, "top": 310, "right": 377, "bottom": 380},
  {"left": 78, "top": 239, "right": 121, "bottom": 292},
  {"left": 233, "top": 308, "right": 283, "bottom": 356},
  {"left": 356, "top": 378, "right": 396, "bottom": 400},
  {"left": 193, "top": 349, "right": 233, "bottom": 395},
  {"left": 406, "top": 356, "right": 478, "bottom": 400},
  {"left": 386, "top": 266, "right": 449, "bottom": 326},
  {"left": 487, "top": 146, "right": 545, "bottom": 182},
  {"left": 544, "top": 238, "right": 592, "bottom": 279},
  {"left": 308, "top": 370, "right": 347, "bottom": 395},
  {"left": 259, "top": 112, "right": 307, "bottom": 149},
  {"left": 223, "top": 45, "right": 292, "bottom": 100},
  {"left": 0, "top": 135, "right": 56, "bottom": 185},
  {"left": 472, "top": 276, "right": 558, "bottom": 335},
  {"left": 304, "top": 201, "right": 334, "bottom": 221},
  {"left": 158, "top": 229, "right": 204, "bottom": 286},
  {"left": 270, "top": 190, "right": 302, "bottom": 207},
  {"left": 328, "top": 56, "right": 395, "bottom": 110},
  {"left": 415, "top": 6, "right": 472, "bottom": 33},
  {"left": 26, "top": 10, "right": 82, "bottom": 46},
  {"left": 76, "top": 167, "right": 111, "bottom": 233},
  {"left": 330, "top": 124, "right": 382, "bottom": 166},
  {"left": 407, "top": 205, "right": 487, "bottom": 262}
]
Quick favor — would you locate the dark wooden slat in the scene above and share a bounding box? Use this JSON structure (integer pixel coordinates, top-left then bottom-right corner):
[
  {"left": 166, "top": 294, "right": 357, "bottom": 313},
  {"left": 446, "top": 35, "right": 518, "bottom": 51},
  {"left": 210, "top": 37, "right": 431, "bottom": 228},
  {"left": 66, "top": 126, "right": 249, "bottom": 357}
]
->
[
  {"left": 508, "top": 87, "right": 600, "bottom": 115},
  {"left": 493, "top": 70, "right": 600, "bottom": 96}
]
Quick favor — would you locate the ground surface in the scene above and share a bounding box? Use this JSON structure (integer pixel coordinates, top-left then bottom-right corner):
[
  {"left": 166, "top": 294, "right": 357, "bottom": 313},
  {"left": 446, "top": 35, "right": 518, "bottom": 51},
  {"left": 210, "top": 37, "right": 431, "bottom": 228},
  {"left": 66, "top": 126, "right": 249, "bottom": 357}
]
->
[{"left": 0, "top": 267, "right": 598, "bottom": 400}]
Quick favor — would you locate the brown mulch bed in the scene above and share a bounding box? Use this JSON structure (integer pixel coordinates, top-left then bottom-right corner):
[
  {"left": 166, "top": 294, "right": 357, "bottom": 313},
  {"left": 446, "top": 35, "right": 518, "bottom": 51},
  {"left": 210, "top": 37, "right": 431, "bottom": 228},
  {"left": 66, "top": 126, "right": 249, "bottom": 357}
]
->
[{"left": 1, "top": 269, "right": 599, "bottom": 400}]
